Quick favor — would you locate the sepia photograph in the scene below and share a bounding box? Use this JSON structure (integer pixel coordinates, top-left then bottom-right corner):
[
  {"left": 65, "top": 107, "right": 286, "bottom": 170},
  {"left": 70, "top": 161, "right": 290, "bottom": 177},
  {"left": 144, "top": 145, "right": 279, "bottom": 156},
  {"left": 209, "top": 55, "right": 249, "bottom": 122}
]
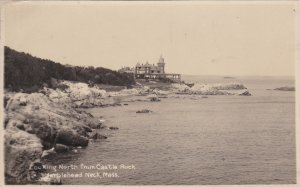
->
[{"left": 0, "top": 1, "right": 298, "bottom": 185}]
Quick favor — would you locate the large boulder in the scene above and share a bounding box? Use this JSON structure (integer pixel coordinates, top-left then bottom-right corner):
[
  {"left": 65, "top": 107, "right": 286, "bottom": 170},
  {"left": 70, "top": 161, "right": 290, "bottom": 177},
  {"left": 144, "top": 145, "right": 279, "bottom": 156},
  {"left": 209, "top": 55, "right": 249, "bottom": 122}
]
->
[
  {"left": 24, "top": 120, "right": 57, "bottom": 149},
  {"left": 55, "top": 129, "right": 89, "bottom": 147},
  {"left": 5, "top": 129, "right": 43, "bottom": 184},
  {"left": 147, "top": 94, "right": 160, "bottom": 102},
  {"left": 29, "top": 121, "right": 57, "bottom": 142}
]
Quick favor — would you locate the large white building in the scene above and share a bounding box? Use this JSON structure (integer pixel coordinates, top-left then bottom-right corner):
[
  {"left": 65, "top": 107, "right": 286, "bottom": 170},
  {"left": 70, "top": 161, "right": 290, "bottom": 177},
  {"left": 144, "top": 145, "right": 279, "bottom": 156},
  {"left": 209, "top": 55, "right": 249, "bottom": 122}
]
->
[
  {"left": 118, "top": 56, "right": 181, "bottom": 82},
  {"left": 135, "top": 56, "right": 181, "bottom": 82}
]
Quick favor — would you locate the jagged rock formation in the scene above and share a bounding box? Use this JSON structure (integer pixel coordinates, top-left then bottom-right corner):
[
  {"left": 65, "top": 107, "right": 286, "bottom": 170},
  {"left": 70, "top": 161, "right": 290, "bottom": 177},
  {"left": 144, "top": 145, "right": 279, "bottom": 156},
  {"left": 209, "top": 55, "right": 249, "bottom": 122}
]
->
[{"left": 4, "top": 91, "right": 105, "bottom": 184}]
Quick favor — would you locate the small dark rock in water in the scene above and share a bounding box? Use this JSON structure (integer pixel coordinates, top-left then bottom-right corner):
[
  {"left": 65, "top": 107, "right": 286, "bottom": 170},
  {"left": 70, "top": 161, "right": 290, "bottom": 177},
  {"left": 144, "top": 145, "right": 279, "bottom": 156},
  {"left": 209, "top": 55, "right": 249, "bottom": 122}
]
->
[
  {"left": 113, "top": 103, "right": 122, "bottom": 106},
  {"left": 149, "top": 97, "right": 160, "bottom": 102},
  {"left": 201, "top": 96, "right": 208, "bottom": 98},
  {"left": 109, "top": 126, "right": 119, "bottom": 130},
  {"left": 136, "top": 109, "right": 152, "bottom": 113},
  {"left": 90, "top": 132, "right": 107, "bottom": 140},
  {"left": 123, "top": 103, "right": 128, "bottom": 105},
  {"left": 274, "top": 87, "right": 295, "bottom": 91},
  {"left": 239, "top": 90, "right": 251, "bottom": 96},
  {"left": 54, "top": 144, "right": 69, "bottom": 153}
]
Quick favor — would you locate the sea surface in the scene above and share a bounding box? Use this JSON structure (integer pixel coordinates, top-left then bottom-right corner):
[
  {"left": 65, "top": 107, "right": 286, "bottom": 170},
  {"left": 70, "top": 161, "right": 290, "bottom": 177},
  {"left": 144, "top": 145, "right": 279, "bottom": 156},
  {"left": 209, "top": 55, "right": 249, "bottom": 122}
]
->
[{"left": 46, "top": 75, "right": 296, "bottom": 185}]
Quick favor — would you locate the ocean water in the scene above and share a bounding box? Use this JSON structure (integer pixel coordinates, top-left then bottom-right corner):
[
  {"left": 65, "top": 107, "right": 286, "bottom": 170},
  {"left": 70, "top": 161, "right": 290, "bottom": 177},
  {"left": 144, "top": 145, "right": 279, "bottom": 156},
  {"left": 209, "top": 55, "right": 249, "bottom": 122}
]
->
[{"left": 46, "top": 76, "right": 296, "bottom": 185}]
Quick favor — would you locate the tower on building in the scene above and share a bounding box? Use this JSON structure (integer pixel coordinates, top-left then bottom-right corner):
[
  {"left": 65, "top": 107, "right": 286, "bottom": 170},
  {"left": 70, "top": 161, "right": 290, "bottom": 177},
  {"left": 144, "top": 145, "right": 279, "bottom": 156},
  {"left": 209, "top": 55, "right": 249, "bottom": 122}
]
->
[{"left": 157, "top": 55, "right": 165, "bottom": 74}]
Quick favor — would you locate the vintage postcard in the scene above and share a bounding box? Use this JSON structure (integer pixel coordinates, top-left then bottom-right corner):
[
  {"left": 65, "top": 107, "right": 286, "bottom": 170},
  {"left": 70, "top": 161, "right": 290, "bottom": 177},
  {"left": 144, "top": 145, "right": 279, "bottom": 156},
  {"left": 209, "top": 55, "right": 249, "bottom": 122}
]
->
[{"left": 0, "top": 0, "right": 298, "bottom": 186}]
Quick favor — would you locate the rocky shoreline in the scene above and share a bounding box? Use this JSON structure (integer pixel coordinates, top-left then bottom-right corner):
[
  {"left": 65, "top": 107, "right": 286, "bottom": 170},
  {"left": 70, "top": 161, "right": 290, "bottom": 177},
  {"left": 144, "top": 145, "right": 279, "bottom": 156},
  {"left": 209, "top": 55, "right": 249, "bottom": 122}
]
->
[{"left": 4, "top": 80, "right": 251, "bottom": 184}]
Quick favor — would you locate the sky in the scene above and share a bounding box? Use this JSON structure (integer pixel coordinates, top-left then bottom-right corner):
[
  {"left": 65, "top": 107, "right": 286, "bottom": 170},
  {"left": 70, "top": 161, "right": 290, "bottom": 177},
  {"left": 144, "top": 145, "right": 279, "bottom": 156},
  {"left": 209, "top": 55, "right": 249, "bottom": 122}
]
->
[{"left": 3, "top": 1, "right": 297, "bottom": 76}]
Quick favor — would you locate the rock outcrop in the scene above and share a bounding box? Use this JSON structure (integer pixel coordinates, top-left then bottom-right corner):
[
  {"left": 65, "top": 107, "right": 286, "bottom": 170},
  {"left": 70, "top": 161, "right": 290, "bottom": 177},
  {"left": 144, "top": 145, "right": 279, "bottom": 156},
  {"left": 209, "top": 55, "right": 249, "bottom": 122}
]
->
[
  {"left": 5, "top": 127, "right": 43, "bottom": 184},
  {"left": 4, "top": 91, "right": 105, "bottom": 184},
  {"left": 274, "top": 86, "right": 295, "bottom": 91},
  {"left": 44, "top": 81, "right": 117, "bottom": 108},
  {"left": 171, "top": 83, "right": 251, "bottom": 96}
]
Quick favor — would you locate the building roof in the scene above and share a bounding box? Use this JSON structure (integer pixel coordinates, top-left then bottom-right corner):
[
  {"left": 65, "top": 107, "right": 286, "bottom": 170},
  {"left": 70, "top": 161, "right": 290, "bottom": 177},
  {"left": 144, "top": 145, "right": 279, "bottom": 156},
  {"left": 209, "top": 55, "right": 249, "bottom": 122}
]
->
[
  {"left": 144, "top": 61, "right": 151, "bottom": 67},
  {"left": 158, "top": 55, "right": 165, "bottom": 64},
  {"left": 136, "top": 56, "right": 165, "bottom": 67}
]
